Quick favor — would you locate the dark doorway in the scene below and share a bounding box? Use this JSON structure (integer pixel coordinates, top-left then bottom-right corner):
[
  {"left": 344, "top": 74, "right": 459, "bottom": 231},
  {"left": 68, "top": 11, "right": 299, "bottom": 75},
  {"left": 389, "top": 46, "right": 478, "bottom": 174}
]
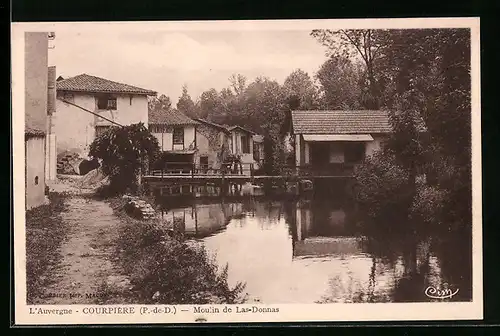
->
[
  {"left": 310, "top": 142, "right": 330, "bottom": 168},
  {"left": 200, "top": 156, "right": 209, "bottom": 173},
  {"left": 344, "top": 142, "right": 366, "bottom": 164}
]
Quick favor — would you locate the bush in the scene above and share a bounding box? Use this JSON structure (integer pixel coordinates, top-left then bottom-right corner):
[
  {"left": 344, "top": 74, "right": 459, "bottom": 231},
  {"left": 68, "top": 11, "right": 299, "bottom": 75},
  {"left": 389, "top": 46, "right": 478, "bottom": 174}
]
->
[
  {"left": 352, "top": 150, "right": 412, "bottom": 231},
  {"left": 410, "top": 182, "right": 448, "bottom": 228},
  {"left": 89, "top": 123, "right": 160, "bottom": 196}
]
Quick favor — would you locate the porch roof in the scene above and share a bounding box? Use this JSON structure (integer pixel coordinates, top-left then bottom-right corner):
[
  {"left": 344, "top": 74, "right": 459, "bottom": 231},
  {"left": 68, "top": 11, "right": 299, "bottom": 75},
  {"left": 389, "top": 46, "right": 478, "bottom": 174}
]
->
[{"left": 302, "top": 134, "right": 374, "bottom": 142}]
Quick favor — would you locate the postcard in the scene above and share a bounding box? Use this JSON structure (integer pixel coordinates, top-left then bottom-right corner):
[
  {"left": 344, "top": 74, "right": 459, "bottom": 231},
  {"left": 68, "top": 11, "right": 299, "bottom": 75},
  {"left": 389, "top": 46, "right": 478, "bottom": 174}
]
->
[{"left": 12, "top": 17, "right": 482, "bottom": 325}]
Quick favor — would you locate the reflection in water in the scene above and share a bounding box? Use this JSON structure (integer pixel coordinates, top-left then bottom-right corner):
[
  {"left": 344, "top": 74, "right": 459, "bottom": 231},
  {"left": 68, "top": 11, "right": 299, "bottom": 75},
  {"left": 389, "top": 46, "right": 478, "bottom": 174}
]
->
[{"left": 154, "top": 186, "right": 472, "bottom": 304}]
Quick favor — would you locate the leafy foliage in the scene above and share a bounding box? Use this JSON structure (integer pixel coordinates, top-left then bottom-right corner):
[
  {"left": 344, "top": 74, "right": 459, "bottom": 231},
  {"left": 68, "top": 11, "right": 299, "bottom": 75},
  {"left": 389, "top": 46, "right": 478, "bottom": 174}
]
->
[
  {"left": 282, "top": 69, "right": 320, "bottom": 110},
  {"left": 148, "top": 94, "right": 172, "bottom": 113},
  {"left": 315, "top": 56, "right": 364, "bottom": 109},
  {"left": 352, "top": 151, "right": 412, "bottom": 231},
  {"left": 176, "top": 84, "right": 198, "bottom": 118},
  {"left": 311, "top": 29, "right": 388, "bottom": 109},
  {"left": 89, "top": 123, "right": 160, "bottom": 195},
  {"left": 410, "top": 182, "right": 448, "bottom": 227},
  {"left": 345, "top": 28, "right": 471, "bottom": 234}
]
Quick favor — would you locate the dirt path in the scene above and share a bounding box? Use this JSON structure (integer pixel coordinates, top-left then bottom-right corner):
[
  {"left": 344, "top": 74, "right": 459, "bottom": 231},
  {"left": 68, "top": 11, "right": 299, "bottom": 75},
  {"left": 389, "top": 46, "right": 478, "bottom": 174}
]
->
[{"left": 36, "top": 196, "right": 130, "bottom": 304}]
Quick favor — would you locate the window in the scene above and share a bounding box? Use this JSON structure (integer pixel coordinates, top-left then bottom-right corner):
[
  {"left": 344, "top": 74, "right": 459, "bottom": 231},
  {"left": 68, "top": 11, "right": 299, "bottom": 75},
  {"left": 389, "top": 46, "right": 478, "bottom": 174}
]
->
[
  {"left": 241, "top": 135, "right": 250, "bottom": 154},
  {"left": 173, "top": 127, "right": 184, "bottom": 146},
  {"left": 253, "top": 142, "right": 260, "bottom": 161},
  {"left": 34, "top": 176, "right": 39, "bottom": 185},
  {"left": 200, "top": 156, "right": 209, "bottom": 172},
  {"left": 96, "top": 94, "right": 117, "bottom": 110},
  {"left": 129, "top": 95, "right": 133, "bottom": 105},
  {"left": 62, "top": 92, "right": 74, "bottom": 103}
]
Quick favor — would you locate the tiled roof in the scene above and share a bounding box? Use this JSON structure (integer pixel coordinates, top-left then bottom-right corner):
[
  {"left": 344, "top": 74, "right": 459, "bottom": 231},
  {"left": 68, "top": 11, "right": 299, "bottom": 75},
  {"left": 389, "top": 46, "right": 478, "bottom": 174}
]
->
[
  {"left": 291, "top": 110, "right": 392, "bottom": 134},
  {"left": 56, "top": 73, "right": 157, "bottom": 95},
  {"left": 149, "top": 109, "right": 199, "bottom": 126},
  {"left": 193, "top": 118, "right": 231, "bottom": 133}
]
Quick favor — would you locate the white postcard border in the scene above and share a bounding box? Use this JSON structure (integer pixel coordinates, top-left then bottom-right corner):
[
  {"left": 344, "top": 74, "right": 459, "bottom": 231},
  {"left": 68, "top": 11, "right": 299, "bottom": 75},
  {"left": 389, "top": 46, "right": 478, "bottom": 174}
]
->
[{"left": 12, "top": 17, "right": 483, "bottom": 325}]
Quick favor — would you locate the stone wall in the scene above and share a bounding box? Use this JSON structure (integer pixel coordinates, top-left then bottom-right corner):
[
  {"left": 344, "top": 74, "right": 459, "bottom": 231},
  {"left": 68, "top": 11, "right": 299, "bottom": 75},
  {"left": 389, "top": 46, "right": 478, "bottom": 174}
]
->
[{"left": 122, "top": 195, "right": 156, "bottom": 220}]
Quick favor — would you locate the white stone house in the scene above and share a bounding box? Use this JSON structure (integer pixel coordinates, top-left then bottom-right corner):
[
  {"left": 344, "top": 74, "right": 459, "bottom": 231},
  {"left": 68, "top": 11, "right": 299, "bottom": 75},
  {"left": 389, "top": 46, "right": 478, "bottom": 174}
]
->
[
  {"left": 148, "top": 109, "right": 200, "bottom": 173},
  {"left": 54, "top": 74, "right": 157, "bottom": 158}
]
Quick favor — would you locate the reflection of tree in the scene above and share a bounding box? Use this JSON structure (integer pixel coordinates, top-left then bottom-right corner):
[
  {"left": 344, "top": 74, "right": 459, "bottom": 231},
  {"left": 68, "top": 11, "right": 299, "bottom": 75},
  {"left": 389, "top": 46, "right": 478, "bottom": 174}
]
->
[
  {"left": 391, "top": 238, "right": 430, "bottom": 302},
  {"left": 430, "top": 226, "right": 472, "bottom": 301},
  {"left": 358, "top": 233, "right": 437, "bottom": 303}
]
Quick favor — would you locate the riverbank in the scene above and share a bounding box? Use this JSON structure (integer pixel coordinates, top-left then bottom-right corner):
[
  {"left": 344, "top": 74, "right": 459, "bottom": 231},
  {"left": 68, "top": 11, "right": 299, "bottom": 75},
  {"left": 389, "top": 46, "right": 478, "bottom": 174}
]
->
[
  {"left": 26, "top": 174, "right": 247, "bottom": 305},
  {"left": 108, "top": 196, "right": 248, "bottom": 304}
]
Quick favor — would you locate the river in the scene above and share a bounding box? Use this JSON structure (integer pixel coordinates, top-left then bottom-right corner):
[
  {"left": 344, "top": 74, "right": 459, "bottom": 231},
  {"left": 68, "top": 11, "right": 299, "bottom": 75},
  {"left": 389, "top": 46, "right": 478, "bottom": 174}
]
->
[{"left": 154, "top": 184, "right": 472, "bottom": 304}]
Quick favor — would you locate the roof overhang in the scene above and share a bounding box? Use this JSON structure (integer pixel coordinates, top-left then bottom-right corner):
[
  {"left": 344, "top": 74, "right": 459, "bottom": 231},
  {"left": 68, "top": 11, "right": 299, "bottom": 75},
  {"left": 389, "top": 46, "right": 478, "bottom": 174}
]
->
[
  {"left": 302, "top": 134, "right": 374, "bottom": 142},
  {"left": 227, "top": 125, "right": 256, "bottom": 134}
]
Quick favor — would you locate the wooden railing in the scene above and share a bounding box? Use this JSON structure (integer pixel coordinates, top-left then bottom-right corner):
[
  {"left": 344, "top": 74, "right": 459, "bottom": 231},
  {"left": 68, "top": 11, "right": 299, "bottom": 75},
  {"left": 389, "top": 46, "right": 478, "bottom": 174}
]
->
[{"left": 147, "top": 162, "right": 356, "bottom": 179}]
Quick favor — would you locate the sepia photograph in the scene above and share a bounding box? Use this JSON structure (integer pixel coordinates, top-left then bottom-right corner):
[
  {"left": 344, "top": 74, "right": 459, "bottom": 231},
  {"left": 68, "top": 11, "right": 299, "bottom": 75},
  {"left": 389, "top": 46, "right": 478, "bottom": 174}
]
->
[{"left": 13, "top": 18, "right": 481, "bottom": 324}]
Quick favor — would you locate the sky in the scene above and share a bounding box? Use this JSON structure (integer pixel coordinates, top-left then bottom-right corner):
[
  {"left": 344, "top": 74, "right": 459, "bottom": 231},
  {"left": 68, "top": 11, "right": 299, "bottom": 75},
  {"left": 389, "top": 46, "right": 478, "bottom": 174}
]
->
[{"left": 48, "top": 28, "right": 329, "bottom": 104}]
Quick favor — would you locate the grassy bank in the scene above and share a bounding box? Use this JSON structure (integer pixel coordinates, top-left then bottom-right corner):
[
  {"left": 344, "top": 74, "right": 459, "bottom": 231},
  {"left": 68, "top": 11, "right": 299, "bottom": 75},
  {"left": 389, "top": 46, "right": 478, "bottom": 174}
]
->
[
  {"left": 108, "top": 197, "right": 248, "bottom": 304},
  {"left": 25, "top": 192, "right": 68, "bottom": 304}
]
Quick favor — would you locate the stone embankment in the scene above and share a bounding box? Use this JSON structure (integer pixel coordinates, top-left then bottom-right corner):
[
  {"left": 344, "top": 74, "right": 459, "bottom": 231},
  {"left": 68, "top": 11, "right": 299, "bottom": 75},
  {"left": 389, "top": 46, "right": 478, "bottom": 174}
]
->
[{"left": 122, "top": 195, "right": 156, "bottom": 220}]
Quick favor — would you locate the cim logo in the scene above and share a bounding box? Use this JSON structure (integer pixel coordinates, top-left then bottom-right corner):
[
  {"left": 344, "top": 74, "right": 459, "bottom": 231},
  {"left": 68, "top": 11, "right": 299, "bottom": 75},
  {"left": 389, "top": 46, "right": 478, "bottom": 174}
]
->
[{"left": 424, "top": 285, "right": 459, "bottom": 300}]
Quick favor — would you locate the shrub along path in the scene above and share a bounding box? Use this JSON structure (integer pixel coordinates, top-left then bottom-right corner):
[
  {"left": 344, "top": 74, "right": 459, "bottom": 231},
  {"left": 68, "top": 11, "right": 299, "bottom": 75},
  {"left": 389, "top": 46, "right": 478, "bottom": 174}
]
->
[{"left": 33, "top": 195, "right": 131, "bottom": 304}]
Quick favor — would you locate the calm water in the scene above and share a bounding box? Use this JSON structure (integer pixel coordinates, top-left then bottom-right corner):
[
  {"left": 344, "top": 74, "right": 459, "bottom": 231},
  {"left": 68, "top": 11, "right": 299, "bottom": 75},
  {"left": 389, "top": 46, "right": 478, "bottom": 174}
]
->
[{"left": 155, "top": 184, "right": 472, "bottom": 304}]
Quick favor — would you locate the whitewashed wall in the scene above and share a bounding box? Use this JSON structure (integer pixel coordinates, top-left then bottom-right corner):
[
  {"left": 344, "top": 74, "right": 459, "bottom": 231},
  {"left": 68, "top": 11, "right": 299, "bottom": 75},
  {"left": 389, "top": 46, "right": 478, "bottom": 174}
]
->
[
  {"left": 54, "top": 92, "right": 149, "bottom": 156},
  {"left": 151, "top": 125, "right": 195, "bottom": 152},
  {"left": 26, "top": 136, "right": 46, "bottom": 210},
  {"left": 365, "top": 134, "right": 388, "bottom": 158}
]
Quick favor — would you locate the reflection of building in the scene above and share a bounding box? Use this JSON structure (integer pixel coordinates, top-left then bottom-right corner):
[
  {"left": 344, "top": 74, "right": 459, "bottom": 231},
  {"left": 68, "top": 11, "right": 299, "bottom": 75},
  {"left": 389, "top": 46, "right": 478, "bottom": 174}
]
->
[
  {"left": 294, "top": 237, "right": 363, "bottom": 257},
  {"left": 293, "top": 200, "right": 353, "bottom": 240},
  {"left": 161, "top": 202, "right": 244, "bottom": 237},
  {"left": 288, "top": 199, "right": 363, "bottom": 257}
]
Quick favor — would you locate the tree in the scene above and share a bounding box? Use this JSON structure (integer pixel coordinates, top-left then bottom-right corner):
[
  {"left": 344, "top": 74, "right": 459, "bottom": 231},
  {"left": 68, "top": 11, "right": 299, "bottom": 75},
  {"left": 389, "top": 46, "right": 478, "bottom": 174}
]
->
[
  {"left": 89, "top": 123, "right": 160, "bottom": 195},
  {"left": 353, "top": 28, "right": 472, "bottom": 234},
  {"left": 148, "top": 94, "right": 172, "bottom": 113},
  {"left": 385, "top": 29, "right": 471, "bottom": 229},
  {"left": 242, "top": 77, "right": 288, "bottom": 173},
  {"left": 311, "top": 29, "right": 388, "bottom": 109},
  {"left": 315, "top": 56, "right": 364, "bottom": 109},
  {"left": 282, "top": 69, "right": 319, "bottom": 110},
  {"left": 176, "top": 85, "right": 198, "bottom": 118},
  {"left": 199, "top": 88, "right": 222, "bottom": 120},
  {"left": 229, "top": 74, "right": 247, "bottom": 96}
]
